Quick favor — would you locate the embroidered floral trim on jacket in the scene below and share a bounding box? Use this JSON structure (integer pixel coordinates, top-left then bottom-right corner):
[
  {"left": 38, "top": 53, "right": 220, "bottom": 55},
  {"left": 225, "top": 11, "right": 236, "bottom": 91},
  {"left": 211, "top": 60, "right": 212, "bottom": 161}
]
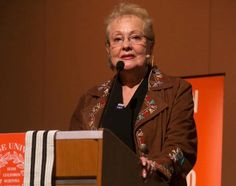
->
[
  {"left": 88, "top": 99, "right": 106, "bottom": 130},
  {"left": 136, "top": 95, "right": 158, "bottom": 123},
  {"left": 169, "top": 147, "right": 185, "bottom": 166},
  {"left": 148, "top": 68, "right": 163, "bottom": 89},
  {"left": 98, "top": 80, "right": 111, "bottom": 97},
  {"left": 88, "top": 80, "right": 111, "bottom": 129}
]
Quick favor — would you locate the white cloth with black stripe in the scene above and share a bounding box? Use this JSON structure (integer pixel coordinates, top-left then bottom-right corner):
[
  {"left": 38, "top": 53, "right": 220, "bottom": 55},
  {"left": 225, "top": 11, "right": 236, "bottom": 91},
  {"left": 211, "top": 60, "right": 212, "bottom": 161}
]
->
[{"left": 23, "top": 130, "right": 58, "bottom": 186}]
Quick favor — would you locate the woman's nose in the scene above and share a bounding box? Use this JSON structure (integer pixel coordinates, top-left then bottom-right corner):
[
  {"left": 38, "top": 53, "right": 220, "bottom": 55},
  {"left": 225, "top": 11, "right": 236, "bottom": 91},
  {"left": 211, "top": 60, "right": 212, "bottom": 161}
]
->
[{"left": 122, "top": 38, "right": 132, "bottom": 50}]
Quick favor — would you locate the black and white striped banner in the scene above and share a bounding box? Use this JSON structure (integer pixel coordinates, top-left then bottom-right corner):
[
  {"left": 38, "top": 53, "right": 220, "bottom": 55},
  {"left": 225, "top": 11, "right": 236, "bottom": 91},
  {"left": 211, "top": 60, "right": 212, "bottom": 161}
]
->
[{"left": 23, "top": 130, "right": 58, "bottom": 186}]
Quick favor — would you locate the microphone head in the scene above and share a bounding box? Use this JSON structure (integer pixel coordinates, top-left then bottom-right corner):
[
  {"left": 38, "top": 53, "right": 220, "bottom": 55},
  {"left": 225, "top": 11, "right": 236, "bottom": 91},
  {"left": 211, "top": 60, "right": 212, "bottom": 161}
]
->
[
  {"left": 140, "top": 143, "right": 149, "bottom": 155},
  {"left": 116, "top": 61, "right": 125, "bottom": 72}
]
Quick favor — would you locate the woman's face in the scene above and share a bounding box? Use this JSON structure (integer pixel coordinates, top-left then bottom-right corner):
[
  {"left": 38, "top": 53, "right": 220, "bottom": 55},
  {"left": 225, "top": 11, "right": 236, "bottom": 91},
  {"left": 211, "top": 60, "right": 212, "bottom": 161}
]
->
[{"left": 106, "top": 15, "right": 151, "bottom": 71}]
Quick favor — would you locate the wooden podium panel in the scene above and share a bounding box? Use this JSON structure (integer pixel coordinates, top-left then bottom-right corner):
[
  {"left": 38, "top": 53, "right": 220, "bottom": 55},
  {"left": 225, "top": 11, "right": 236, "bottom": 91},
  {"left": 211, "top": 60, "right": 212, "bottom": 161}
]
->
[
  {"left": 55, "top": 131, "right": 103, "bottom": 186},
  {"left": 54, "top": 130, "right": 168, "bottom": 186},
  {"left": 56, "top": 139, "right": 100, "bottom": 177},
  {"left": 56, "top": 139, "right": 100, "bottom": 186}
]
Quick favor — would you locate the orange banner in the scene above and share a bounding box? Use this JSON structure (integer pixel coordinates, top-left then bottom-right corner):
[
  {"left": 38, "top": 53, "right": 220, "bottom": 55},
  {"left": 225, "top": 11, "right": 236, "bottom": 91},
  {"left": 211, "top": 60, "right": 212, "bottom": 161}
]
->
[
  {"left": 0, "top": 133, "right": 25, "bottom": 186},
  {"left": 186, "top": 75, "right": 224, "bottom": 186}
]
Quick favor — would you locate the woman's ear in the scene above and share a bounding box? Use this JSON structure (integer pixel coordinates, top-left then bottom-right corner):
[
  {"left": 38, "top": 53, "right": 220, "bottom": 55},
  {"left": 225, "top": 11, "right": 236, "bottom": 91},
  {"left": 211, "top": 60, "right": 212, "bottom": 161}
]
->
[{"left": 105, "top": 44, "right": 110, "bottom": 55}]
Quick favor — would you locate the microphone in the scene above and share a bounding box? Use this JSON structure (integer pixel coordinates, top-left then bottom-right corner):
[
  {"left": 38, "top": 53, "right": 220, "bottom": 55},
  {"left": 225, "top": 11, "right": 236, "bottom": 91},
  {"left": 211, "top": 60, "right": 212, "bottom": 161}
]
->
[
  {"left": 116, "top": 60, "right": 124, "bottom": 72},
  {"left": 140, "top": 143, "right": 149, "bottom": 156}
]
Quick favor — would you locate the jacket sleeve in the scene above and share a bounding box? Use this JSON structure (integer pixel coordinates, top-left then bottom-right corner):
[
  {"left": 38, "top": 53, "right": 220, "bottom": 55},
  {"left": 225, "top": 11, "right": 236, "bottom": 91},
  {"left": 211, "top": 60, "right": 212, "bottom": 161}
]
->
[
  {"left": 69, "top": 94, "right": 88, "bottom": 130},
  {"left": 155, "top": 79, "right": 197, "bottom": 182}
]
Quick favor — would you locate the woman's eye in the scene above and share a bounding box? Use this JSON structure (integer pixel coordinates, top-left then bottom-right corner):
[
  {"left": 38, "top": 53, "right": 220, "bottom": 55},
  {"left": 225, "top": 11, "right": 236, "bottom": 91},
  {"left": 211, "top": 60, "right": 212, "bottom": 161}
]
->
[
  {"left": 113, "top": 37, "right": 122, "bottom": 43},
  {"left": 130, "top": 35, "right": 142, "bottom": 41}
]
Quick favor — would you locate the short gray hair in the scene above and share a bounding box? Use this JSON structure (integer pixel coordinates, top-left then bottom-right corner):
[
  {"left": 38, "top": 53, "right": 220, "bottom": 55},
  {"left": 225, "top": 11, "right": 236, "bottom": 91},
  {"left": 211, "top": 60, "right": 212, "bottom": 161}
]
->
[{"left": 105, "top": 2, "right": 155, "bottom": 45}]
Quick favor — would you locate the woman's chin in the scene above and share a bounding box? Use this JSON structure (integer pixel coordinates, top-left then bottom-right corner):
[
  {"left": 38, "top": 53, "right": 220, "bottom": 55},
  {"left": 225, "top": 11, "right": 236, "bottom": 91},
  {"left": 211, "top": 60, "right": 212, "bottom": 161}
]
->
[
  {"left": 123, "top": 65, "right": 134, "bottom": 71},
  {"left": 124, "top": 63, "right": 145, "bottom": 71}
]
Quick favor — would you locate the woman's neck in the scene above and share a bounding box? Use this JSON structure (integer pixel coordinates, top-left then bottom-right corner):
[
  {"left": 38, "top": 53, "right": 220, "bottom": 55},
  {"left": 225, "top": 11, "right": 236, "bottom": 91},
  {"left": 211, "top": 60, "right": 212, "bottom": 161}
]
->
[{"left": 119, "top": 66, "right": 148, "bottom": 88}]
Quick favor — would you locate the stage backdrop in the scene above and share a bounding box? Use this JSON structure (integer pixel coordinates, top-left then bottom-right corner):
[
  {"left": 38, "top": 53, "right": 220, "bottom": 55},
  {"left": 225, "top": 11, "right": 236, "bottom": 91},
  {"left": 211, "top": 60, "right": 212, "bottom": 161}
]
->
[
  {"left": 186, "top": 75, "right": 224, "bottom": 186},
  {"left": 0, "top": 75, "right": 224, "bottom": 186}
]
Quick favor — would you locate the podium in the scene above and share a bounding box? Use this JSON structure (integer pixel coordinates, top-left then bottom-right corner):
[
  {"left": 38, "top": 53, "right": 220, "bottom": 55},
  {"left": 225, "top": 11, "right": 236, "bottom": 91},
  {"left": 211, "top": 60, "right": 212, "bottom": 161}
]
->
[{"left": 55, "top": 129, "right": 168, "bottom": 186}]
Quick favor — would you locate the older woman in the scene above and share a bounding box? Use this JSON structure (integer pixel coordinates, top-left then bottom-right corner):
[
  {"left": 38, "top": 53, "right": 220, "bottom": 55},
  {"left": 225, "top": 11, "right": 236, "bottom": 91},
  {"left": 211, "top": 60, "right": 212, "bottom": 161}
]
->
[{"left": 70, "top": 3, "right": 197, "bottom": 186}]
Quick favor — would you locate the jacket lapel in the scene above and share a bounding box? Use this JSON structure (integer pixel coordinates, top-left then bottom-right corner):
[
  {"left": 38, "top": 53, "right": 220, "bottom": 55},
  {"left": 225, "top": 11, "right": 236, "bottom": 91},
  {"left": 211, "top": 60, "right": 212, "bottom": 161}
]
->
[
  {"left": 134, "top": 91, "right": 168, "bottom": 130},
  {"left": 85, "top": 80, "right": 111, "bottom": 130},
  {"left": 134, "top": 67, "right": 173, "bottom": 130},
  {"left": 86, "top": 97, "right": 107, "bottom": 130}
]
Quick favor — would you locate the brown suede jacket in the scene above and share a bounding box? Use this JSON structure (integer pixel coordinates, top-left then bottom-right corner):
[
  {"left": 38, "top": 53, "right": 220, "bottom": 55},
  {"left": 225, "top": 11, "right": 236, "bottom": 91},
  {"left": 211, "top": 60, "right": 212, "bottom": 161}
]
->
[{"left": 70, "top": 66, "right": 197, "bottom": 186}]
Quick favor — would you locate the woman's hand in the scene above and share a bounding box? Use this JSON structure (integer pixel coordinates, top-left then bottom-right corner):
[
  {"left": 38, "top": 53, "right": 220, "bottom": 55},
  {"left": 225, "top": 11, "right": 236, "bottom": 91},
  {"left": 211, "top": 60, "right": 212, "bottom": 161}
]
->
[{"left": 140, "top": 156, "right": 157, "bottom": 179}]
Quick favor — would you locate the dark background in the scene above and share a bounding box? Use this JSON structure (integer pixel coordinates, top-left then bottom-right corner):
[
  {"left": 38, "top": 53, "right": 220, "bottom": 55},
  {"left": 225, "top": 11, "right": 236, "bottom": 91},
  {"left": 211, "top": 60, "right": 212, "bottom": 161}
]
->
[{"left": 0, "top": 0, "right": 235, "bottom": 185}]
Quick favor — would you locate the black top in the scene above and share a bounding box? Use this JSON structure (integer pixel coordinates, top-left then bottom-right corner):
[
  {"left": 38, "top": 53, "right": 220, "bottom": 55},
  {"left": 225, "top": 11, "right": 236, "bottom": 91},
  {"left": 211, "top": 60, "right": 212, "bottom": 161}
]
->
[{"left": 101, "top": 70, "right": 149, "bottom": 152}]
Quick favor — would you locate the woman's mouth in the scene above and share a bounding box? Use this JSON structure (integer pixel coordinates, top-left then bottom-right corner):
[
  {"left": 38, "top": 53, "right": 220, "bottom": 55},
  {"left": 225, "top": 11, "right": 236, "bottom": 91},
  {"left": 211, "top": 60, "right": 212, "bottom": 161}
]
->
[{"left": 121, "top": 54, "right": 135, "bottom": 60}]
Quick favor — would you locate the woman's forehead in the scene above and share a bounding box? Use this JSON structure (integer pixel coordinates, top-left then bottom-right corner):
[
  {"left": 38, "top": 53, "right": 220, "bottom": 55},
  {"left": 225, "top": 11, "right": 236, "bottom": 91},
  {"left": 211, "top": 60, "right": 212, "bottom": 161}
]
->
[{"left": 108, "top": 15, "right": 145, "bottom": 34}]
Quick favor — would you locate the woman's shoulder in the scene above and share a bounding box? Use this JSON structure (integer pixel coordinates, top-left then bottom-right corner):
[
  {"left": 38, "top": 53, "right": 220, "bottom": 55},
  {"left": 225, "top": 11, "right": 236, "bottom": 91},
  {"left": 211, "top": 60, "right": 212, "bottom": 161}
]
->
[
  {"left": 150, "top": 66, "right": 191, "bottom": 90},
  {"left": 85, "top": 79, "right": 112, "bottom": 98}
]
